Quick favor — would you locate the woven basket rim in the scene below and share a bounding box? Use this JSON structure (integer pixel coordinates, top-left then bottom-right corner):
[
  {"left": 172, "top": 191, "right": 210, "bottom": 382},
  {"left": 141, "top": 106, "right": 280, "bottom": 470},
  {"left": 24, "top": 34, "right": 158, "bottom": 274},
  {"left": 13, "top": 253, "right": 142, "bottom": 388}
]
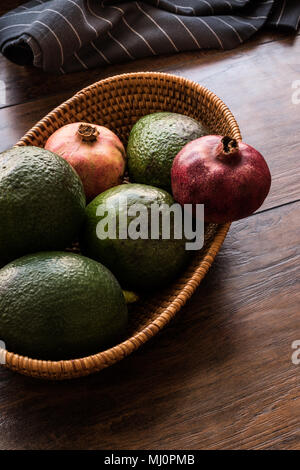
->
[
  {"left": 2, "top": 72, "right": 241, "bottom": 379},
  {"left": 17, "top": 72, "right": 241, "bottom": 148}
]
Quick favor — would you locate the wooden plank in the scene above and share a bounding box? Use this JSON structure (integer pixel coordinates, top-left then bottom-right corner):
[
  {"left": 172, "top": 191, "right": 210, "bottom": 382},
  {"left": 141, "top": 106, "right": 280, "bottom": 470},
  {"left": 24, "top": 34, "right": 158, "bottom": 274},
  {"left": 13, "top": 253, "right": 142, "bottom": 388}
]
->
[
  {"left": 1, "top": 35, "right": 299, "bottom": 212},
  {"left": 0, "top": 0, "right": 26, "bottom": 15},
  {"left": 0, "top": 201, "right": 299, "bottom": 450},
  {"left": 0, "top": 92, "right": 71, "bottom": 151},
  {"left": 0, "top": 30, "right": 297, "bottom": 109}
]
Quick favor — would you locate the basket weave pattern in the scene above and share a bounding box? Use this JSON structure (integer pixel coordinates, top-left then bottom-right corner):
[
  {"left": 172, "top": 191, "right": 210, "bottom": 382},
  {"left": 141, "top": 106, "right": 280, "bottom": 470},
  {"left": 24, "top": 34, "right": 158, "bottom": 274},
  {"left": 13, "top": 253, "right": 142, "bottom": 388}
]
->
[{"left": 3, "top": 72, "right": 241, "bottom": 379}]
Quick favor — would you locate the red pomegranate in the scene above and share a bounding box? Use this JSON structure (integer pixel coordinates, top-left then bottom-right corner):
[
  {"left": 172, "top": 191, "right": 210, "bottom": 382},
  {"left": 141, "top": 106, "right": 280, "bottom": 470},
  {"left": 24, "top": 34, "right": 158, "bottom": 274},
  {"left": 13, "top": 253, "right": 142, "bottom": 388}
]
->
[
  {"left": 45, "top": 122, "right": 126, "bottom": 201},
  {"left": 171, "top": 135, "right": 271, "bottom": 224}
]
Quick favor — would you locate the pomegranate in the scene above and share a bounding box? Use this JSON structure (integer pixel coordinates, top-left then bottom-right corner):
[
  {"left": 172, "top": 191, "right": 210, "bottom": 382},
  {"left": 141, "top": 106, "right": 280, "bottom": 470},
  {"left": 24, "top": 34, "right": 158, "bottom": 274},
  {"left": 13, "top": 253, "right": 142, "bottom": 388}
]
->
[
  {"left": 45, "top": 122, "right": 126, "bottom": 201},
  {"left": 171, "top": 135, "right": 271, "bottom": 224}
]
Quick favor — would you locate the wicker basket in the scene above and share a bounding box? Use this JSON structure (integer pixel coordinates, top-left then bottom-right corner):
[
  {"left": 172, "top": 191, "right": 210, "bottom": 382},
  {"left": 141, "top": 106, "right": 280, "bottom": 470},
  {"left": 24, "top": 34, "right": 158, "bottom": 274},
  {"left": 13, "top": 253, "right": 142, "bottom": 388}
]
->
[{"left": 2, "top": 72, "right": 241, "bottom": 380}]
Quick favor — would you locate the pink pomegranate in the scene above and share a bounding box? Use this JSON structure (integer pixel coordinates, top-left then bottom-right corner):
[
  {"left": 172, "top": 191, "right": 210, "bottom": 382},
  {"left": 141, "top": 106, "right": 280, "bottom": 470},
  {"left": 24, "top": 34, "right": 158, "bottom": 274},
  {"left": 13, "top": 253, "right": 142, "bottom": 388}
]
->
[
  {"left": 45, "top": 122, "right": 126, "bottom": 201},
  {"left": 171, "top": 135, "right": 271, "bottom": 224}
]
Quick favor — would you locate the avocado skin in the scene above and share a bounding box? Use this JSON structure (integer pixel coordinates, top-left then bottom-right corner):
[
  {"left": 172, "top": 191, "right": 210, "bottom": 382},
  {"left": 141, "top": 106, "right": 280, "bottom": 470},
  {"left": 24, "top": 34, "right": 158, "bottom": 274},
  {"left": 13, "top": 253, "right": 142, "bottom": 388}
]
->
[
  {"left": 127, "top": 112, "right": 208, "bottom": 192},
  {"left": 0, "top": 146, "right": 86, "bottom": 267},
  {"left": 0, "top": 252, "right": 128, "bottom": 360},
  {"left": 81, "top": 184, "right": 190, "bottom": 291}
]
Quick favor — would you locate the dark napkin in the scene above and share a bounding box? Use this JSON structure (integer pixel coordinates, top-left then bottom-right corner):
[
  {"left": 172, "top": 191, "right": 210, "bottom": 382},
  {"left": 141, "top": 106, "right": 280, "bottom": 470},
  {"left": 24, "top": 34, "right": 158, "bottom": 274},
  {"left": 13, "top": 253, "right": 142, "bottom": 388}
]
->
[{"left": 0, "top": 0, "right": 299, "bottom": 74}]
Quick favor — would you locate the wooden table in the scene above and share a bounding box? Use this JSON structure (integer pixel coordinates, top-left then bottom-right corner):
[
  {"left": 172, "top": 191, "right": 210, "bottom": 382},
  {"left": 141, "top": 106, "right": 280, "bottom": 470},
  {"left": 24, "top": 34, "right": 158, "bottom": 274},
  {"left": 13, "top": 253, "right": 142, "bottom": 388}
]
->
[{"left": 0, "top": 4, "right": 299, "bottom": 449}]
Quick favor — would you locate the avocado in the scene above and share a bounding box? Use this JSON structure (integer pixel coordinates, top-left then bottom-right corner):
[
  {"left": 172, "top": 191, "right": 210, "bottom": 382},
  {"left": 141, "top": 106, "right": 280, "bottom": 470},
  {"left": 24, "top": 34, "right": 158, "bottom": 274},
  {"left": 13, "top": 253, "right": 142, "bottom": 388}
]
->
[
  {"left": 80, "top": 184, "right": 190, "bottom": 291},
  {"left": 0, "top": 146, "right": 86, "bottom": 267},
  {"left": 127, "top": 112, "right": 208, "bottom": 191},
  {"left": 0, "top": 252, "right": 128, "bottom": 360}
]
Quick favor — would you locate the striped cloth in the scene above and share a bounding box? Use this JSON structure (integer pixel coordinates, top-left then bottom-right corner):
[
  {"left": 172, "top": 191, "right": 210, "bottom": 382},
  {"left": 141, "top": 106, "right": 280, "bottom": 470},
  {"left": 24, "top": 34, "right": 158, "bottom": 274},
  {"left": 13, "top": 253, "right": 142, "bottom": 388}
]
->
[{"left": 0, "top": 0, "right": 299, "bottom": 74}]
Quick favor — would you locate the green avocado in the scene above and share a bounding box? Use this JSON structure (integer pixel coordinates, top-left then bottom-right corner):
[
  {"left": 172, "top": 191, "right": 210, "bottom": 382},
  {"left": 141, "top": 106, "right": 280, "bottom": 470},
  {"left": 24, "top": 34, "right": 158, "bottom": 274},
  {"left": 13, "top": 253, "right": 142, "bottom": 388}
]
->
[
  {"left": 0, "top": 146, "right": 86, "bottom": 267},
  {"left": 0, "top": 252, "right": 128, "bottom": 360},
  {"left": 80, "top": 184, "right": 190, "bottom": 291},
  {"left": 127, "top": 112, "right": 208, "bottom": 191}
]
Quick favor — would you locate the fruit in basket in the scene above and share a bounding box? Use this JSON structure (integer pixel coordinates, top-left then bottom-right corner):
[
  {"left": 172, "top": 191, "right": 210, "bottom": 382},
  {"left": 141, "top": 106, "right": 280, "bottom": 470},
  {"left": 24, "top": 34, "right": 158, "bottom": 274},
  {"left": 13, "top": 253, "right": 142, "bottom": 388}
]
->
[
  {"left": 0, "top": 146, "right": 86, "bottom": 267},
  {"left": 171, "top": 135, "right": 271, "bottom": 224},
  {"left": 80, "top": 184, "right": 189, "bottom": 291},
  {"left": 0, "top": 252, "right": 128, "bottom": 360},
  {"left": 45, "top": 122, "right": 126, "bottom": 201},
  {"left": 127, "top": 112, "right": 208, "bottom": 191}
]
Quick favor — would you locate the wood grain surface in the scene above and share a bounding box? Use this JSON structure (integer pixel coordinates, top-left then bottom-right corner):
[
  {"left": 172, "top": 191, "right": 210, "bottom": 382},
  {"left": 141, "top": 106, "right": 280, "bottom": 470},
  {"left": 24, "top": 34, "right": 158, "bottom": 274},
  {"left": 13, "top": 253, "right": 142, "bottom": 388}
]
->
[
  {"left": 0, "top": 1, "right": 26, "bottom": 15},
  {"left": 0, "top": 4, "right": 299, "bottom": 450}
]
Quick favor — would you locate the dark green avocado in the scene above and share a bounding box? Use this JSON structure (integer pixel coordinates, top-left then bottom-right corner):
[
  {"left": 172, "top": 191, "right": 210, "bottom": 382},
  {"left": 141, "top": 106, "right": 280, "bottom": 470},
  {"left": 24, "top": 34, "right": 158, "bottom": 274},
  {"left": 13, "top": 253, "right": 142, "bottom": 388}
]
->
[
  {"left": 127, "top": 112, "right": 209, "bottom": 191},
  {"left": 80, "top": 183, "right": 190, "bottom": 291},
  {"left": 0, "top": 252, "right": 128, "bottom": 360},
  {"left": 0, "top": 146, "right": 86, "bottom": 267}
]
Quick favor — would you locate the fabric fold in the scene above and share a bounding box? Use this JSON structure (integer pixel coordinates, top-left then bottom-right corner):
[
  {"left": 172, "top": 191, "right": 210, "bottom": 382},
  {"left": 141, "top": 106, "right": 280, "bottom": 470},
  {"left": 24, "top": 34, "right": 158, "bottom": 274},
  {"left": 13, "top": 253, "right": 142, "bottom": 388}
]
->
[{"left": 0, "top": 0, "right": 299, "bottom": 74}]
